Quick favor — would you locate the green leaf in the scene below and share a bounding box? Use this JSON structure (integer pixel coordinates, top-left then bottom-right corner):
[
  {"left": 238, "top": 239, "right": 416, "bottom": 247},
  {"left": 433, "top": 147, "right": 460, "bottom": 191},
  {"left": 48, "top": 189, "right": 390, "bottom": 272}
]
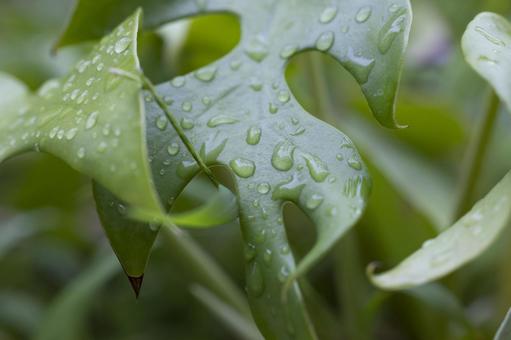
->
[
  {"left": 130, "top": 185, "right": 238, "bottom": 228},
  {"left": 341, "top": 115, "right": 456, "bottom": 229},
  {"left": 59, "top": 0, "right": 411, "bottom": 128},
  {"left": 63, "top": 1, "right": 412, "bottom": 338},
  {"left": 462, "top": 12, "right": 511, "bottom": 112},
  {"left": 495, "top": 308, "right": 511, "bottom": 340},
  {"left": 35, "top": 253, "right": 119, "bottom": 340},
  {"left": 369, "top": 170, "right": 511, "bottom": 290},
  {"left": 0, "top": 10, "right": 161, "bottom": 214}
]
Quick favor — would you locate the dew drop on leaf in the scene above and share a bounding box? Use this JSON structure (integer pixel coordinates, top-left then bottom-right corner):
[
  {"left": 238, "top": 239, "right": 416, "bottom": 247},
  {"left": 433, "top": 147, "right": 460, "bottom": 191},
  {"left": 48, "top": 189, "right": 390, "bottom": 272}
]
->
[
  {"left": 355, "top": 6, "right": 372, "bottom": 23},
  {"left": 342, "top": 47, "right": 375, "bottom": 84},
  {"left": 114, "top": 37, "right": 132, "bottom": 54},
  {"left": 85, "top": 111, "right": 99, "bottom": 130},
  {"left": 315, "top": 31, "right": 335, "bottom": 51},
  {"left": 171, "top": 76, "right": 186, "bottom": 88},
  {"left": 194, "top": 66, "right": 217, "bottom": 82},
  {"left": 230, "top": 158, "right": 256, "bottom": 178},
  {"left": 302, "top": 153, "right": 329, "bottom": 182},
  {"left": 280, "top": 44, "right": 298, "bottom": 59},
  {"left": 306, "top": 193, "right": 324, "bottom": 210},
  {"left": 167, "top": 143, "right": 180, "bottom": 156},
  {"left": 257, "top": 182, "right": 271, "bottom": 194},
  {"left": 246, "top": 126, "right": 262, "bottom": 145},
  {"left": 180, "top": 118, "right": 195, "bottom": 130},
  {"left": 156, "top": 116, "right": 168, "bottom": 131},
  {"left": 319, "top": 5, "right": 338, "bottom": 24},
  {"left": 272, "top": 141, "right": 295, "bottom": 171},
  {"left": 207, "top": 115, "right": 239, "bottom": 128},
  {"left": 378, "top": 7, "right": 407, "bottom": 54}
]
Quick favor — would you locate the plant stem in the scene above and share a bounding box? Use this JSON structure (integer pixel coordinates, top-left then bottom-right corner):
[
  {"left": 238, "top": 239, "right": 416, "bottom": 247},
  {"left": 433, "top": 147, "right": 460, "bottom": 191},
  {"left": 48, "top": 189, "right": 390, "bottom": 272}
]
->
[
  {"left": 161, "top": 224, "right": 253, "bottom": 318},
  {"left": 140, "top": 74, "right": 217, "bottom": 185},
  {"left": 454, "top": 91, "right": 500, "bottom": 219}
]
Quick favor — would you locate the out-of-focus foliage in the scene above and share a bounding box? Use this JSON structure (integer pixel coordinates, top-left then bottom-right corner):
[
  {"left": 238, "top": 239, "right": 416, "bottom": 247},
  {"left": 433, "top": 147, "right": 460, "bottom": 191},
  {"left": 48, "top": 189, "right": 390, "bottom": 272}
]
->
[{"left": 1, "top": 0, "right": 511, "bottom": 339}]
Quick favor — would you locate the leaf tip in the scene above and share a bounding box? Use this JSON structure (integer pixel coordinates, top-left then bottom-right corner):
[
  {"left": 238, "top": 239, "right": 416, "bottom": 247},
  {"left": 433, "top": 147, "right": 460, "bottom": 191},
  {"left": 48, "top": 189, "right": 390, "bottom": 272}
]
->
[{"left": 127, "top": 274, "right": 144, "bottom": 298}]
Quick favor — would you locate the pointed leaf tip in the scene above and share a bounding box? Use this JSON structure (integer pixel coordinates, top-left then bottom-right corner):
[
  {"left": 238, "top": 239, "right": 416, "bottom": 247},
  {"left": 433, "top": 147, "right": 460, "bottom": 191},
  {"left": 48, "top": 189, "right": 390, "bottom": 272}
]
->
[{"left": 127, "top": 274, "right": 144, "bottom": 298}]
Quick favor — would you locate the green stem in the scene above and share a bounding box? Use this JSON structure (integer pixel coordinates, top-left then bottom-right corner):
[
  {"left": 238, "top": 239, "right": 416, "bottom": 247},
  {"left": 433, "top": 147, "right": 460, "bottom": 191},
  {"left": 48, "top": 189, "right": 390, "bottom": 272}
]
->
[
  {"left": 454, "top": 91, "right": 500, "bottom": 218},
  {"left": 140, "top": 74, "right": 217, "bottom": 185},
  {"left": 161, "top": 224, "right": 253, "bottom": 319}
]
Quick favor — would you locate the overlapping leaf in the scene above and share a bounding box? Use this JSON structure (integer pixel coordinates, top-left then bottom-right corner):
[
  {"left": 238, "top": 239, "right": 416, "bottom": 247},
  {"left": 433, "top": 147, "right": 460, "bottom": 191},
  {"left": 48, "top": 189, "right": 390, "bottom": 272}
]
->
[
  {"left": 63, "top": 1, "right": 412, "bottom": 338},
  {"left": 0, "top": 10, "right": 161, "bottom": 213},
  {"left": 462, "top": 12, "right": 511, "bottom": 113},
  {"left": 370, "top": 13, "right": 511, "bottom": 290}
]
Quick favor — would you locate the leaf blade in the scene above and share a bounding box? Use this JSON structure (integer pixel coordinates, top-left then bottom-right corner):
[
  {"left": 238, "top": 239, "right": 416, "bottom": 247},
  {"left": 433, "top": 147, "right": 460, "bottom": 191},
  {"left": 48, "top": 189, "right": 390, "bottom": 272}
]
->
[{"left": 370, "top": 171, "right": 511, "bottom": 290}]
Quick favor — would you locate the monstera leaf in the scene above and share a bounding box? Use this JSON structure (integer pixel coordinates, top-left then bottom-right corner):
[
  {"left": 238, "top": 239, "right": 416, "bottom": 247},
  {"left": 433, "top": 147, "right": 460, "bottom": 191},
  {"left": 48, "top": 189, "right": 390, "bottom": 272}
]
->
[
  {"left": 61, "top": 1, "right": 412, "bottom": 338},
  {"left": 370, "top": 13, "right": 511, "bottom": 290}
]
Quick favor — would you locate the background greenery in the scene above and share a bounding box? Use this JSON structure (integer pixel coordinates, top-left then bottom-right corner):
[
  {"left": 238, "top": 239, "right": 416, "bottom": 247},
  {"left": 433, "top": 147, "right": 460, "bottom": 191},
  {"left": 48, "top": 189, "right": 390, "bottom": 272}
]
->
[{"left": 1, "top": 0, "right": 511, "bottom": 339}]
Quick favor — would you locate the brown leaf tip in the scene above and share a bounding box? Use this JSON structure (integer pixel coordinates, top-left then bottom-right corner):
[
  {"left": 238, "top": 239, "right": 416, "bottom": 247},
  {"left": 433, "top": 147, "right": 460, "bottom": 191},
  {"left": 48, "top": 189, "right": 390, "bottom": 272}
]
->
[{"left": 127, "top": 274, "right": 144, "bottom": 298}]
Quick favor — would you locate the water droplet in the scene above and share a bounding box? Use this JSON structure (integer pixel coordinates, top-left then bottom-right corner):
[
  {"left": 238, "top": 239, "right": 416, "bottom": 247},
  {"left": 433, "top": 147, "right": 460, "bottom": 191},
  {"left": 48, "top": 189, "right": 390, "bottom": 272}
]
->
[
  {"left": 378, "top": 7, "right": 407, "bottom": 54},
  {"left": 272, "top": 174, "right": 305, "bottom": 201},
  {"left": 341, "top": 25, "right": 350, "bottom": 33},
  {"left": 97, "top": 141, "right": 108, "bottom": 153},
  {"left": 249, "top": 78, "right": 263, "bottom": 91},
  {"left": 278, "top": 90, "right": 291, "bottom": 103},
  {"left": 182, "top": 101, "right": 193, "bottom": 112},
  {"left": 290, "top": 126, "right": 306, "bottom": 136},
  {"left": 278, "top": 265, "right": 290, "bottom": 283},
  {"left": 342, "top": 47, "right": 375, "bottom": 84},
  {"left": 255, "top": 229, "right": 266, "bottom": 244},
  {"left": 475, "top": 26, "right": 506, "bottom": 47},
  {"left": 194, "top": 66, "right": 217, "bottom": 82},
  {"left": 171, "top": 76, "right": 186, "bottom": 88},
  {"left": 316, "top": 31, "right": 335, "bottom": 51},
  {"left": 269, "top": 102, "right": 279, "bottom": 114},
  {"left": 272, "top": 141, "right": 295, "bottom": 171},
  {"left": 207, "top": 115, "right": 239, "bottom": 128},
  {"left": 320, "top": 5, "right": 338, "bottom": 24},
  {"left": 164, "top": 96, "right": 174, "bottom": 105},
  {"left": 306, "top": 194, "right": 324, "bottom": 210},
  {"left": 180, "top": 118, "right": 195, "bottom": 130},
  {"left": 77, "top": 147, "right": 86, "bottom": 159},
  {"left": 257, "top": 182, "right": 271, "bottom": 194},
  {"left": 230, "top": 158, "right": 256, "bottom": 178},
  {"left": 156, "top": 116, "right": 168, "bottom": 130},
  {"left": 280, "top": 246, "right": 290, "bottom": 255},
  {"left": 244, "top": 243, "right": 256, "bottom": 261},
  {"left": 244, "top": 35, "right": 269, "bottom": 62},
  {"left": 230, "top": 59, "right": 242, "bottom": 70},
  {"left": 114, "top": 37, "right": 132, "bottom": 54},
  {"left": 348, "top": 158, "right": 362, "bottom": 170},
  {"left": 421, "top": 239, "right": 434, "bottom": 249},
  {"left": 65, "top": 128, "right": 78, "bottom": 140},
  {"left": 355, "top": 6, "right": 372, "bottom": 23},
  {"left": 85, "top": 111, "right": 99, "bottom": 130},
  {"left": 247, "top": 262, "right": 265, "bottom": 297},
  {"left": 280, "top": 44, "right": 298, "bottom": 59},
  {"left": 246, "top": 126, "right": 262, "bottom": 145},
  {"left": 167, "top": 143, "right": 180, "bottom": 156},
  {"left": 202, "top": 96, "right": 212, "bottom": 106},
  {"left": 302, "top": 153, "right": 329, "bottom": 182},
  {"left": 263, "top": 249, "right": 272, "bottom": 265}
]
